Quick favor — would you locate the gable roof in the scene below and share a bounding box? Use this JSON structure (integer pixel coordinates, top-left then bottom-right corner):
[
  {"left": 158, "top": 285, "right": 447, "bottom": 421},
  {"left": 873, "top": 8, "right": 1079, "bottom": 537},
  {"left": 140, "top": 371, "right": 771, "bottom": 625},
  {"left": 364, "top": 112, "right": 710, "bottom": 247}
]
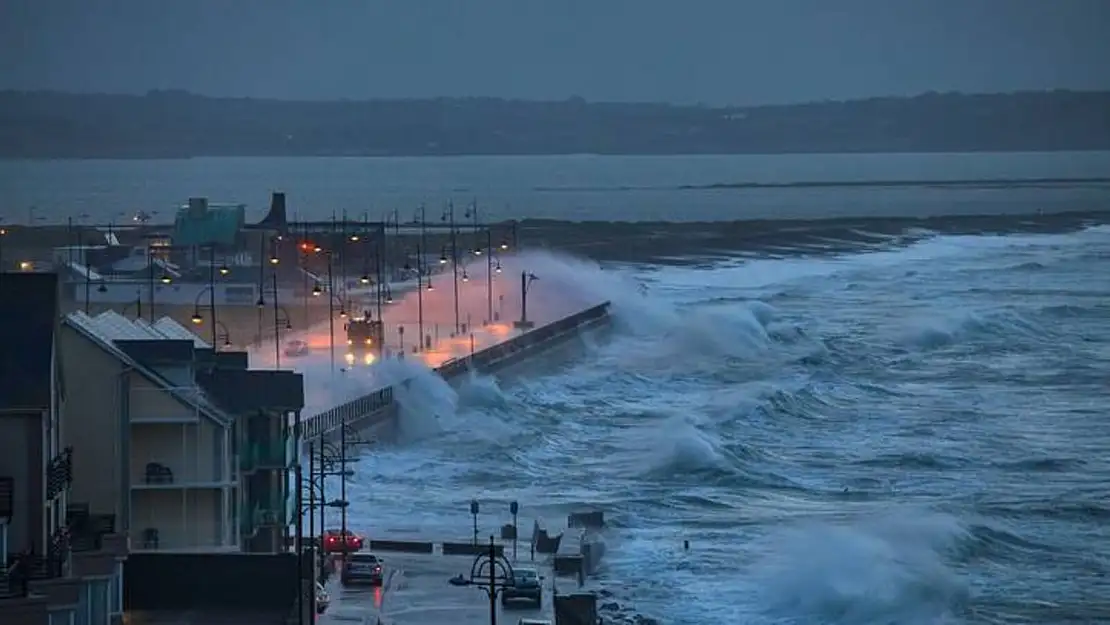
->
[
  {"left": 64, "top": 311, "right": 231, "bottom": 426},
  {"left": 0, "top": 272, "right": 57, "bottom": 411}
]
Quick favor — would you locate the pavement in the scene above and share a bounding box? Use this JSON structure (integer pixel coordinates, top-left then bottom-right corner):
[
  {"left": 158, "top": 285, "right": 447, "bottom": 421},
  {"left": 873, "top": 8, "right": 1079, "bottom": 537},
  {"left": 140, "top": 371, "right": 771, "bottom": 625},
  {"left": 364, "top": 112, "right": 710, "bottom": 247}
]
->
[
  {"left": 250, "top": 269, "right": 562, "bottom": 418},
  {"left": 318, "top": 551, "right": 556, "bottom": 625}
]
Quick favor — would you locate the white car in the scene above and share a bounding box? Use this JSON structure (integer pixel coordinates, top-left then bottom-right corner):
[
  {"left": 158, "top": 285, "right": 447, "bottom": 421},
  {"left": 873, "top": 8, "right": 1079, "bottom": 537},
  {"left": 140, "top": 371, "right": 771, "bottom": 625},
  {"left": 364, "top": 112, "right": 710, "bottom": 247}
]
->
[
  {"left": 315, "top": 581, "right": 329, "bottom": 614},
  {"left": 284, "top": 339, "right": 310, "bottom": 357}
]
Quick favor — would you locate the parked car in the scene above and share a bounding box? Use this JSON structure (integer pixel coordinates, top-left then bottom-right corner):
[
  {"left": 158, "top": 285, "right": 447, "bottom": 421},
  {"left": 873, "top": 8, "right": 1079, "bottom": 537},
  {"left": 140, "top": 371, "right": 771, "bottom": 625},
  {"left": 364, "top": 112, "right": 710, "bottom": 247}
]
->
[
  {"left": 502, "top": 567, "right": 542, "bottom": 607},
  {"left": 322, "top": 529, "right": 364, "bottom": 554},
  {"left": 341, "top": 553, "right": 384, "bottom": 586},
  {"left": 284, "top": 339, "right": 310, "bottom": 357}
]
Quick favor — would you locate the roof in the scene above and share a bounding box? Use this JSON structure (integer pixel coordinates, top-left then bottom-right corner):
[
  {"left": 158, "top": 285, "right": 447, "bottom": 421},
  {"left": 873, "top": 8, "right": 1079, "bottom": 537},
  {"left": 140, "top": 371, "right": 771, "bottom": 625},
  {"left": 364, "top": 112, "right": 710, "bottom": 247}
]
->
[
  {"left": 64, "top": 310, "right": 231, "bottom": 426},
  {"left": 0, "top": 272, "right": 58, "bottom": 410}
]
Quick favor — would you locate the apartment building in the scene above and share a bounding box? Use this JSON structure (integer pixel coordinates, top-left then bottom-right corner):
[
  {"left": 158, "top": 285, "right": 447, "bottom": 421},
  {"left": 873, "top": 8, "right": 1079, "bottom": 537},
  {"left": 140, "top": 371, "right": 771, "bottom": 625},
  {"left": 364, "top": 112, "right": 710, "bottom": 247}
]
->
[
  {"left": 59, "top": 310, "right": 304, "bottom": 555},
  {"left": 0, "top": 272, "right": 127, "bottom": 625}
]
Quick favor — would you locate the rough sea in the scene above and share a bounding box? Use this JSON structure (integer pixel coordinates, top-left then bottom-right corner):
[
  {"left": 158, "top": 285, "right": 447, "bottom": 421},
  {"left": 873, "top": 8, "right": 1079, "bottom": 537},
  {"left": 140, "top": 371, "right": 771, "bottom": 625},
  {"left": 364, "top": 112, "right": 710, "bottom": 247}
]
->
[
  {"left": 4, "top": 153, "right": 1109, "bottom": 624},
  {"left": 336, "top": 218, "right": 1109, "bottom": 625}
]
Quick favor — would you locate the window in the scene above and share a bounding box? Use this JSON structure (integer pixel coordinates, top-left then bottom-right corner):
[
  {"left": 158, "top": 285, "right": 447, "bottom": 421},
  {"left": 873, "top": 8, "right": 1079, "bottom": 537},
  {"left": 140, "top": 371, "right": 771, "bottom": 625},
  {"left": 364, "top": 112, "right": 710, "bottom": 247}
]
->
[{"left": 49, "top": 610, "right": 75, "bottom": 625}]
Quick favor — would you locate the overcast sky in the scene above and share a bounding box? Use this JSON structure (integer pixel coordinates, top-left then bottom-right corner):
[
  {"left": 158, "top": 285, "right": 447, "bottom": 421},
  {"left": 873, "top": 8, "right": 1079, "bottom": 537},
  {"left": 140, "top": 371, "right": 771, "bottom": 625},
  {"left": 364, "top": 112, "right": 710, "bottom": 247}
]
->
[{"left": 2, "top": 0, "right": 1108, "bottom": 105}]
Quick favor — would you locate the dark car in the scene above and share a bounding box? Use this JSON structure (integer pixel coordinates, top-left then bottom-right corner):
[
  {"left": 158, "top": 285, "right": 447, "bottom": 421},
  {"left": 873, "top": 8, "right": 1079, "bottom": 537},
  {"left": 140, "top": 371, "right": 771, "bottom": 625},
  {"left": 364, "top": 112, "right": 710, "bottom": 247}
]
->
[
  {"left": 501, "top": 567, "right": 542, "bottom": 607},
  {"left": 341, "top": 553, "right": 384, "bottom": 586}
]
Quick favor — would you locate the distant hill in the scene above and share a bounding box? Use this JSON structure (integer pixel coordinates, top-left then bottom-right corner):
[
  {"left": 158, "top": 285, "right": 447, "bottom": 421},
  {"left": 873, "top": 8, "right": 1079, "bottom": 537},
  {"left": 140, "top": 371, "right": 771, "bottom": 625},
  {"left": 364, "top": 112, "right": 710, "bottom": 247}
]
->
[{"left": 1, "top": 89, "right": 1108, "bottom": 159}]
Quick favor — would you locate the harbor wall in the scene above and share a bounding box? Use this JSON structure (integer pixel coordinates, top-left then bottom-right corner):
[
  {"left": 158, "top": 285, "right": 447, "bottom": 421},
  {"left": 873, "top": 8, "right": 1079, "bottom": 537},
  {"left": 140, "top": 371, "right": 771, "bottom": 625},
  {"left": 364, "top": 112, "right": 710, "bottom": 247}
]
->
[
  {"left": 435, "top": 301, "right": 610, "bottom": 380},
  {"left": 307, "top": 301, "right": 611, "bottom": 441}
]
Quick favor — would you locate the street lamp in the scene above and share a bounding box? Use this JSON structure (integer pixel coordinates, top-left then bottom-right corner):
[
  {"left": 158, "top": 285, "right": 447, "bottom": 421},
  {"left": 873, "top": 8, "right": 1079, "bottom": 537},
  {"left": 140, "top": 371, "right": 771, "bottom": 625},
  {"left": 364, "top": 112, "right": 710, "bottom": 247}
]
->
[
  {"left": 442, "top": 203, "right": 461, "bottom": 333},
  {"left": 513, "top": 272, "right": 538, "bottom": 330},
  {"left": 447, "top": 536, "right": 517, "bottom": 625}
]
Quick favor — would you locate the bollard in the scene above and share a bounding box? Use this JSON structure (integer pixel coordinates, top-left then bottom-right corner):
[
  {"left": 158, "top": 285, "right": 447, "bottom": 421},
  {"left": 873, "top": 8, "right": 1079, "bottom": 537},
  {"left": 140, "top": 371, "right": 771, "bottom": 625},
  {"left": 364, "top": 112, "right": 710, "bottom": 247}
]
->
[
  {"left": 509, "top": 501, "right": 519, "bottom": 561},
  {"left": 470, "top": 500, "right": 480, "bottom": 545}
]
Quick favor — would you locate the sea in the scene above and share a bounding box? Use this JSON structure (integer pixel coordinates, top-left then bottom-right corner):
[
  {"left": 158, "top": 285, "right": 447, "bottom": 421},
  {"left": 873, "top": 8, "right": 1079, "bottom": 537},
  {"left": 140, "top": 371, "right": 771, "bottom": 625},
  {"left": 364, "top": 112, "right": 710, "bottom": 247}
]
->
[{"left": 4, "top": 152, "right": 1109, "bottom": 624}]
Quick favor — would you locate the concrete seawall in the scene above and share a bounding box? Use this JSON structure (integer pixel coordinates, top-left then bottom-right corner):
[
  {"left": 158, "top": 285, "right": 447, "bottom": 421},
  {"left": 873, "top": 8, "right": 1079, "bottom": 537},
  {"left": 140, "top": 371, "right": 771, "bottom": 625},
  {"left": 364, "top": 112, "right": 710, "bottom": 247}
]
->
[
  {"left": 313, "top": 301, "right": 611, "bottom": 441},
  {"left": 436, "top": 301, "right": 610, "bottom": 380}
]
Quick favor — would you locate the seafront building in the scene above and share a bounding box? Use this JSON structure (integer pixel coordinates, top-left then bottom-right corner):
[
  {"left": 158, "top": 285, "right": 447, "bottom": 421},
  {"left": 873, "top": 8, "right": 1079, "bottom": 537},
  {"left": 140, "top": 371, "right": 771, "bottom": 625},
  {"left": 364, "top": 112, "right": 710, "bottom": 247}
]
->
[
  {"left": 60, "top": 309, "right": 305, "bottom": 553},
  {"left": 1, "top": 272, "right": 127, "bottom": 625},
  {"left": 2, "top": 270, "right": 309, "bottom": 624}
]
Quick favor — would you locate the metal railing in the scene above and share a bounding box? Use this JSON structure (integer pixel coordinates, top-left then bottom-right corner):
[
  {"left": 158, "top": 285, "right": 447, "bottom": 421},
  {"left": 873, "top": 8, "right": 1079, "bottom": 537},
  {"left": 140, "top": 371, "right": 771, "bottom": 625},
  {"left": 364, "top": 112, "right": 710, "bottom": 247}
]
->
[{"left": 46, "top": 447, "right": 74, "bottom": 501}]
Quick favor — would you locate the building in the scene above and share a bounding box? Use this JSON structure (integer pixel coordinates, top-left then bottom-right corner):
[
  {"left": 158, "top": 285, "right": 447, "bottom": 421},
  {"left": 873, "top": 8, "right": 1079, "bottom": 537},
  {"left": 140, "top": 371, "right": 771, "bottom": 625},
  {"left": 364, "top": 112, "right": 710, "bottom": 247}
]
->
[
  {"left": 59, "top": 310, "right": 305, "bottom": 555},
  {"left": 0, "top": 272, "right": 127, "bottom": 625}
]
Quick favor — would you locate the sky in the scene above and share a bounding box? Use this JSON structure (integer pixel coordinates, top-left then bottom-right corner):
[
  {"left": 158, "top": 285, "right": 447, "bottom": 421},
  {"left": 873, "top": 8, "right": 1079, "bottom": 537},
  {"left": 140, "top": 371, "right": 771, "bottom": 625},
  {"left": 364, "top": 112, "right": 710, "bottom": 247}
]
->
[{"left": 2, "top": 0, "right": 1108, "bottom": 106}]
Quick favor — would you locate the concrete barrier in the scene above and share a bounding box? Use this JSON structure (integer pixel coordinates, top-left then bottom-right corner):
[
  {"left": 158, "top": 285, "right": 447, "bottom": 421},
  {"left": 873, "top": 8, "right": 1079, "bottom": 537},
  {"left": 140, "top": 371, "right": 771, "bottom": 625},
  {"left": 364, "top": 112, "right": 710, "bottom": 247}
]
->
[
  {"left": 554, "top": 593, "right": 600, "bottom": 625},
  {"left": 441, "top": 542, "right": 505, "bottom": 557},
  {"left": 552, "top": 554, "right": 584, "bottom": 577},
  {"left": 436, "top": 302, "right": 610, "bottom": 380},
  {"left": 368, "top": 539, "right": 434, "bottom": 554}
]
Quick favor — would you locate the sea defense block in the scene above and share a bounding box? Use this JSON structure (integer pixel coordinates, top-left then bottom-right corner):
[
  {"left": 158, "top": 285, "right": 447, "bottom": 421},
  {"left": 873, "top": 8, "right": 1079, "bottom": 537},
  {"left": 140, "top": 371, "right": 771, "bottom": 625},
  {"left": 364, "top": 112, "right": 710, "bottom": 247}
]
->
[
  {"left": 367, "top": 540, "right": 434, "bottom": 554},
  {"left": 441, "top": 542, "right": 505, "bottom": 557}
]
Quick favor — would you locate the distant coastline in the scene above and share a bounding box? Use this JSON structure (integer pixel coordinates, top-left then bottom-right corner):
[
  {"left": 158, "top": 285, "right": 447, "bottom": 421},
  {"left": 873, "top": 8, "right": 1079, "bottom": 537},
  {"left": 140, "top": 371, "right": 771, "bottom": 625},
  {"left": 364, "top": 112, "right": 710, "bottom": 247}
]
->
[{"left": 1, "top": 89, "right": 1108, "bottom": 159}]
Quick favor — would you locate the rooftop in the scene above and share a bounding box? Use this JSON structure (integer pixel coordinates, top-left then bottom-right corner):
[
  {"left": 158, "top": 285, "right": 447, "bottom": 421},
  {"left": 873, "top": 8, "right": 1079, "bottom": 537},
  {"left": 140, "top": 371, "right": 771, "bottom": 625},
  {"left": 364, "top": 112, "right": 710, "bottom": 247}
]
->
[
  {"left": 67, "top": 310, "right": 211, "bottom": 349},
  {"left": 64, "top": 310, "right": 230, "bottom": 424}
]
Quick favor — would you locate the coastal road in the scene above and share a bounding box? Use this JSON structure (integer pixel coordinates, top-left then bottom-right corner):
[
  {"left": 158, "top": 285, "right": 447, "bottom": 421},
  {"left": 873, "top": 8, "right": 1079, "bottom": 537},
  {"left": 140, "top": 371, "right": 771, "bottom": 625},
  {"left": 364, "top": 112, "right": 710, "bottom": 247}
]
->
[{"left": 319, "top": 552, "right": 555, "bottom": 625}]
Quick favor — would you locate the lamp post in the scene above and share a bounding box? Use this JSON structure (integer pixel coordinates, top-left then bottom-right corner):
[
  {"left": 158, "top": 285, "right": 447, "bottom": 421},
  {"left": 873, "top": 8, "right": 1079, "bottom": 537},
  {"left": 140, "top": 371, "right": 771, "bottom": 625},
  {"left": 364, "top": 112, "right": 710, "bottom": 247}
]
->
[
  {"left": 415, "top": 205, "right": 428, "bottom": 350},
  {"left": 294, "top": 409, "right": 304, "bottom": 625},
  {"left": 485, "top": 229, "right": 494, "bottom": 324},
  {"left": 447, "top": 536, "right": 517, "bottom": 625},
  {"left": 147, "top": 242, "right": 173, "bottom": 323},
  {"left": 442, "top": 202, "right": 461, "bottom": 334},
  {"left": 189, "top": 246, "right": 227, "bottom": 347},
  {"left": 513, "top": 272, "right": 538, "bottom": 330}
]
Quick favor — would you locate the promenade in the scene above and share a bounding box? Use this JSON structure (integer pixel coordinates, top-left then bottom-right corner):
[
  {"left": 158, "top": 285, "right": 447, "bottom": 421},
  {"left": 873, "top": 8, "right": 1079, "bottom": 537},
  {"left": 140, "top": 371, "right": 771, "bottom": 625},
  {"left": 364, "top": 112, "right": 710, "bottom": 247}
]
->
[{"left": 249, "top": 252, "right": 607, "bottom": 419}]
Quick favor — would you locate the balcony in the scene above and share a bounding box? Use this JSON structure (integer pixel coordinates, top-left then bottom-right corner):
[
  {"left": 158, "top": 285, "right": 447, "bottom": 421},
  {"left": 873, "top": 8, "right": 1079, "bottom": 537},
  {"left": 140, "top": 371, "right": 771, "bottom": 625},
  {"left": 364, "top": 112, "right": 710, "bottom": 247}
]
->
[
  {"left": 131, "top": 423, "right": 231, "bottom": 490},
  {"left": 239, "top": 439, "right": 294, "bottom": 473},
  {"left": 45, "top": 447, "right": 73, "bottom": 501},
  {"left": 2, "top": 528, "right": 71, "bottom": 600},
  {"left": 132, "top": 490, "right": 235, "bottom": 552}
]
